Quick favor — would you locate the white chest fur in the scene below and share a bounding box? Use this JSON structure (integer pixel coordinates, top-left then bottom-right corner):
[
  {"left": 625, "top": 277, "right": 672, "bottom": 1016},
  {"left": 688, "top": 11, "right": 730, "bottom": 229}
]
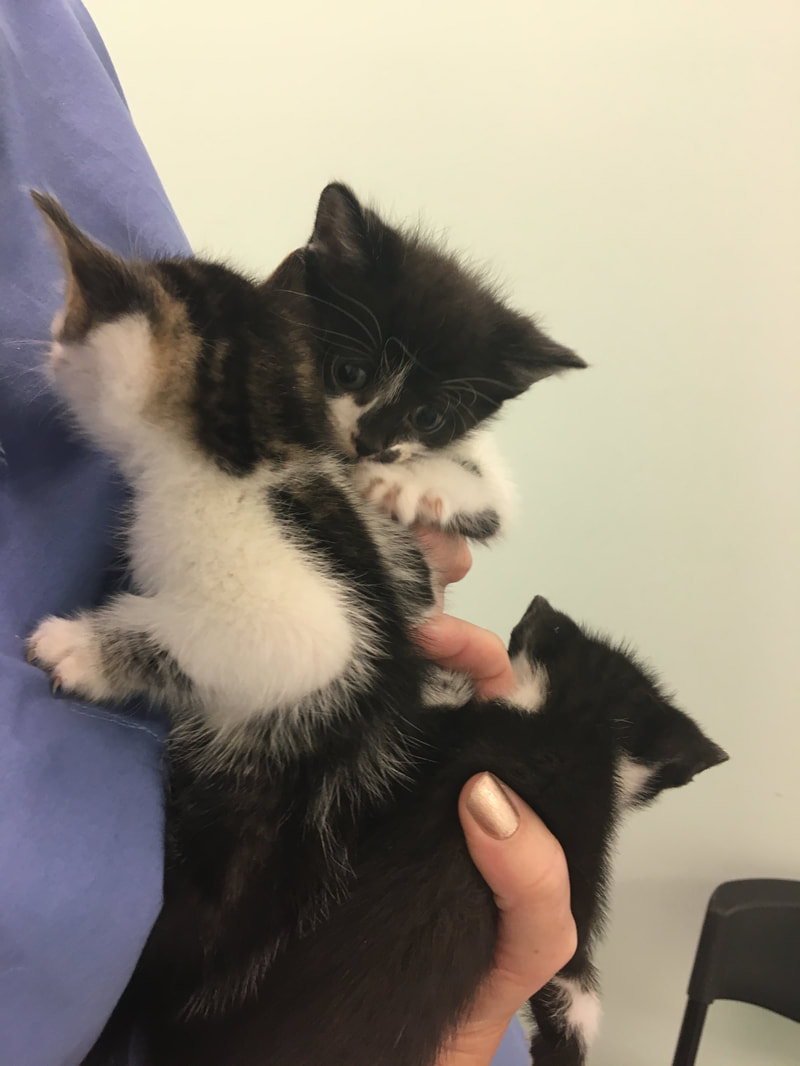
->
[{"left": 127, "top": 446, "right": 362, "bottom": 729}]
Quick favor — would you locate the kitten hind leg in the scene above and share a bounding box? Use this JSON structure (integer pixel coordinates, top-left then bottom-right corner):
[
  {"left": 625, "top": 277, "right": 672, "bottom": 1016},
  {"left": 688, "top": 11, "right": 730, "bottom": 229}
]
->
[
  {"left": 528, "top": 963, "right": 601, "bottom": 1066},
  {"left": 27, "top": 594, "right": 191, "bottom": 708}
]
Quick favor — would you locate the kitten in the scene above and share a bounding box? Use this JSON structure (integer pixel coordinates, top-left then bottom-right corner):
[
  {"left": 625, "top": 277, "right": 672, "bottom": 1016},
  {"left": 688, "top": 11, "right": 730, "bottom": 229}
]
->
[
  {"left": 113, "top": 596, "right": 728, "bottom": 1066},
  {"left": 24, "top": 188, "right": 583, "bottom": 1054}
]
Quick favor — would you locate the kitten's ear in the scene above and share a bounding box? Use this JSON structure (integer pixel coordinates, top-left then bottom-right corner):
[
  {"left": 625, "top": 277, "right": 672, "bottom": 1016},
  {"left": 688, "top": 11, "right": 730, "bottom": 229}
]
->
[
  {"left": 32, "top": 191, "right": 115, "bottom": 273},
  {"left": 499, "top": 316, "right": 587, "bottom": 393},
  {"left": 262, "top": 248, "right": 307, "bottom": 292},
  {"left": 31, "top": 191, "right": 143, "bottom": 335},
  {"left": 629, "top": 706, "right": 728, "bottom": 804},
  {"left": 308, "top": 183, "right": 371, "bottom": 268}
]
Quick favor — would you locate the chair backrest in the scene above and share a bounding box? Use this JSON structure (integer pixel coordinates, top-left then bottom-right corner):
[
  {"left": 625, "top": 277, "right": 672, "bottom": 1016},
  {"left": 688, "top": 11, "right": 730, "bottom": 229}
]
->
[{"left": 688, "top": 879, "right": 800, "bottom": 1022}]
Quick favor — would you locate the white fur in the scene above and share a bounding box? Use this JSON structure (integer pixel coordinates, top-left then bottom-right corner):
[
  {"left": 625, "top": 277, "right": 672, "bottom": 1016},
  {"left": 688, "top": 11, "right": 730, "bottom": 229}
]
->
[
  {"left": 327, "top": 366, "right": 411, "bottom": 455},
  {"left": 508, "top": 654, "right": 548, "bottom": 713},
  {"left": 352, "top": 429, "right": 515, "bottom": 534},
  {"left": 50, "top": 308, "right": 66, "bottom": 335},
  {"left": 552, "top": 977, "right": 602, "bottom": 1048},
  {"left": 39, "top": 319, "right": 384, "bottom": 735},
  {"left": 27, "top": 616, "right": 107, "bottom": 700},
  {"left": 421, "top": 668, "right": 475, "bottom": 708},
  {"left": 29, "top": 451, "right": 375, "bottom": 733},
  {"left": 37, "top": 315, "right": 515, "bottom": 749},
  {"left": 376, "top": 363, "right": 411, "bottom": 405},
  {"left": 133, "top": 461, "right": 371, "bottom": 727},
  {"left": 384, "top": 441, "right": 420, "bottom": 463},
  {"left": 328, "top": 394, "right": 373, "bottom": 456},
  {"left": 49, "top": 315, "right": 156, "bottom": 470},
  {"left": 615, "top": 756, "right": 655, "bottom": 808}
]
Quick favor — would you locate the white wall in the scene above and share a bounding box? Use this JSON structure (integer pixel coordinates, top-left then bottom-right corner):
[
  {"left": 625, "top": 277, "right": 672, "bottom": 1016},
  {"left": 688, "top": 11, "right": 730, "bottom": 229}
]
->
[{"left": 86, "top": 2, "right": 800, "bottom": 1062}]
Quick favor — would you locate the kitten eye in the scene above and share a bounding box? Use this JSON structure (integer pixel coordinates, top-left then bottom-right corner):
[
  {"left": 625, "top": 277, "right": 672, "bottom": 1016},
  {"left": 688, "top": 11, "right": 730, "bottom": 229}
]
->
[
  {"left": 409, "top": 404, "right": 445, "bottom": 434},
  {"left": 332, "top": 356, "right": 371, "bottom": 392}
]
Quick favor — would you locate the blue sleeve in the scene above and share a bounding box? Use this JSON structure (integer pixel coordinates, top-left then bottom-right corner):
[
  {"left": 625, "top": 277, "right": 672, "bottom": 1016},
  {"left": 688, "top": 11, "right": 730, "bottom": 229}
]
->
[
  {"left": 0, "top": 3, "right": 530, "bottom": 1063},
  {"left": 0, "top": 2, "right": 189, "bottom": 1063}
]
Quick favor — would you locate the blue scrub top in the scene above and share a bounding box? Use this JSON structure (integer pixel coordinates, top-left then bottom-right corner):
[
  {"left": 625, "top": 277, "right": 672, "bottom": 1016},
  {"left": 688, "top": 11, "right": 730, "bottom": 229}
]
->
[{"left": 0, "top": 3, "right": 529, "bottom": 1062}]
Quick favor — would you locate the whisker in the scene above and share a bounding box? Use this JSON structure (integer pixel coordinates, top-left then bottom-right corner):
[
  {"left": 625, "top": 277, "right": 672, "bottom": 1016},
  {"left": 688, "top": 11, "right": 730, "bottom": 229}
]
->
[
  {"left": 304, "top": 332, "right": 372, "bottom": 360},
  {"left": 450, "top": 400, "right": 469, "bottom": 438},
  {"left": 0, "top": 361, "right": 51, "bottom": 385},
  {"left": 325, "top": 282, "right": 383, "bottom": 348},
  {"left": 452, "top": 395, "right": 480, "bottom": 430},
  {"left": 383, "top": 337, "right": 439, "bottom": 380},
  {"left": 269, "top": 311, "right": 373, "bottom": 356},
  {"left": 444, "top": 381, "right": 478, "bottom": 406},
  {"left": 273, "top": 288, "right": 378, "bottom": 351},
  {"left": 0, "top": 337, "right": 51, "bottom": 348},
  {"left": 443, "top": 377, "right": 513, "bottom": 407},
  {"left": 444, "top": 375, "right": 518, "bottom": 395},
  {"left": 443, "top": 384, "right": 480, "bottom": 413},
  {"left": 317, "top": 338, "right": 377, "bottom": 361},
  {"left": 379, "top": 343, "right": 391, "bottom": 378}
]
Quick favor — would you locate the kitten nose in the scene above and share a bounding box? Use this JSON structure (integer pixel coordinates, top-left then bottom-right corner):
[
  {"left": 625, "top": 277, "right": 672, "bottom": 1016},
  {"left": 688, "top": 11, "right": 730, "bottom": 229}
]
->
[{"left": 355, "top": 415, "right": 392, "bottom": 458}]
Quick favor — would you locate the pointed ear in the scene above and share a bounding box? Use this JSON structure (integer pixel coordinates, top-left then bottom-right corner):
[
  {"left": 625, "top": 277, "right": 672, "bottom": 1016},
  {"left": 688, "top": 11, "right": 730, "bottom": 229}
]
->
[
  {"left": 32, "top": 190, "right": 116, "bottom": 272},
  {"left": 655, "top": 729, "right": 729, "bottom": 790},
  {"left": 31, "top": 191, "right": 146, "bottom": 337},
  {"left": 499, "top": 315, "right": 587, "bottom": 393},
  {"left": 307, "top": 183, "right": 371, "bottom": 268},
  {"left": 261, "top": 248, "right": 307, "bottom": 292},
  {"left": 640, "top": 708, "right": 729, "bottom": 797}
]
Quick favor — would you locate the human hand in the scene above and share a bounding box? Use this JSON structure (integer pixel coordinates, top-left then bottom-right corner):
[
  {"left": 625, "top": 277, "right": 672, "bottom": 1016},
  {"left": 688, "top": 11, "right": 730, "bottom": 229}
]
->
[
  {"left": 437, "top": 774, "right": 576, "bottom": 1066},
  {"left": 410, "top": 531, "right": 574, "bottom": 1063},
  {"left": 411, "top": 528, "right": 515, "bottom": 700}
]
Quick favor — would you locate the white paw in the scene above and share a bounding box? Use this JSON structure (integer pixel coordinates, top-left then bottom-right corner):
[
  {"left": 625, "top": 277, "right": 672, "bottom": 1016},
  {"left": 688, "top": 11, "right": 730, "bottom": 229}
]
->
[
  {"left": 354, "top": 463, "right": 452, "bottom": 528},
  {"left": 27, "top": 616, "right": 107, "bottom": 700}
]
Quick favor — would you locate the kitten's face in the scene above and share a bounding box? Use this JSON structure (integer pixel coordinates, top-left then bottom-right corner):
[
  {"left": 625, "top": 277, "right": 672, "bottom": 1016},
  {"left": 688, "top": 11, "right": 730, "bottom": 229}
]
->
[
  {"left": 302, "top": 184, "right": 585, "bottom": 460},
  {"left": 509, "top": 596, "right": 728, "bottom": 808},
  {"left": 31, "top": 186, "right": 583, "bottom": 473}
]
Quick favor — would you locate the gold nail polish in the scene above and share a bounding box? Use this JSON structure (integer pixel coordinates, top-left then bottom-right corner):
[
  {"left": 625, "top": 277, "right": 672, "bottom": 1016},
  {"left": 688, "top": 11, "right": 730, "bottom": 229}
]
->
[{"left": 466, "top": 773, "right": 520, "bottom": 839}]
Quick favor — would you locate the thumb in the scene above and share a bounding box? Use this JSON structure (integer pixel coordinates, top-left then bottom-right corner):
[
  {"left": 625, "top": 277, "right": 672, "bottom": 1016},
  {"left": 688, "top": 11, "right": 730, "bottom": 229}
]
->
[{"left": 458, "top": 773, "right": 577, "bottom": 1028}]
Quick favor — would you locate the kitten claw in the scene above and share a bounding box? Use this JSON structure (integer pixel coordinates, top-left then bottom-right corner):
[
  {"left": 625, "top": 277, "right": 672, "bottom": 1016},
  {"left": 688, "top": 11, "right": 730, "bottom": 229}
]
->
[{"left": 51, "top": 677, "right": 62, "bottom": 696}]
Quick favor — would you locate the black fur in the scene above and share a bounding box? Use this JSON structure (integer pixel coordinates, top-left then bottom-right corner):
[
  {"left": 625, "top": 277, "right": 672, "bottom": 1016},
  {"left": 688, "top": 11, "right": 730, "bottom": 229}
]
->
[
  {"left": 111, "top": 597, "right": 726, "bottom": 1066},
  {"left": 269, "top": 472, "right": 429, "bottom": 606},
  {"left": 155, "top": 257, "right": 328, "bottom": 474},
  {"left": 304, "top": 184, "right": 586, "bottom": 458},
  {"left": 447, "top": 507, "right": 501, "bottom": 540},
  {"left": 122, "top": 472, "right": 438, "bottom": 1026},
  {"left": 30, "top": 189, "right": 723, "bottom": 1066}
]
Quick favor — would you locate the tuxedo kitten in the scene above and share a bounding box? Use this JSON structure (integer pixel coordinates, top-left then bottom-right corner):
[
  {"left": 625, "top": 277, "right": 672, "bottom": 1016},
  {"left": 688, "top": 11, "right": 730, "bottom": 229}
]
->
[
  {"left": 25, "top": 188, "right": 583, "bottom": 1055},
  {"left": 125, "top": 596, "right": 728, "bottom": 1066}
]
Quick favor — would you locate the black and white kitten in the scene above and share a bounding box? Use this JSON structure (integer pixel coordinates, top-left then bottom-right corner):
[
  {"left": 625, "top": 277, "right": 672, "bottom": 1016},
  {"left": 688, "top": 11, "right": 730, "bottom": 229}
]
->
[
  {"left": 26, "top": 187, "right": 584, "bottom": 1059},
  {"left": 105, "top": 597, "right": 728, "bottom": 1066}
]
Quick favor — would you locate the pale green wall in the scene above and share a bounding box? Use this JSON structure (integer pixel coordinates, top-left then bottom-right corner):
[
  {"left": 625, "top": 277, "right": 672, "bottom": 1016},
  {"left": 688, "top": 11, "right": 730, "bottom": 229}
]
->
[{"left": 87, "top": 2, "right": 800, "bottom": 1062}]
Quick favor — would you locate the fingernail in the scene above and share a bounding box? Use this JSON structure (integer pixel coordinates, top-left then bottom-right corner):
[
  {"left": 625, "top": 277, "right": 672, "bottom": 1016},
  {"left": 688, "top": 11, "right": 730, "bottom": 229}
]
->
[{"left": 466, "top": 773, "right": 520, "bottom": 839}]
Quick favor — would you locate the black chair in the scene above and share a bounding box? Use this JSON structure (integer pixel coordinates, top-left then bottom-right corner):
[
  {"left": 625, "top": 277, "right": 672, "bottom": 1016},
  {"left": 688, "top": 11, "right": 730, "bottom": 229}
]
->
[{"left": 671, "top": 879, "right": 800, "bottom": 1066}]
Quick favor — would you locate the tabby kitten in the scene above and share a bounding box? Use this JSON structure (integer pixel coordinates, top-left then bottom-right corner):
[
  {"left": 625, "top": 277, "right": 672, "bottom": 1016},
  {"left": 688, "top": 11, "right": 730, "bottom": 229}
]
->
[
  {"left": 25, "top": 187, "right": 583, "bottom": 1057},
  {"left": 107, "top": 597, "right": 727, "bottom": 1066}
]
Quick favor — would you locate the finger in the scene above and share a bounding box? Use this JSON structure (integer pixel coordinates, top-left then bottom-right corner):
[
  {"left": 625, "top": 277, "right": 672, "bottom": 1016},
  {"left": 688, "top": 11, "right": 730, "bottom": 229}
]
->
[
  {"left": 414, "top": 615, "right": 515, "bottom": 700},
  {"left": 412, "top": 526, "right": 472, "bottom": 587},
  {"left": 458, "top": 774, "right": 576, "bottom": 1027}
]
